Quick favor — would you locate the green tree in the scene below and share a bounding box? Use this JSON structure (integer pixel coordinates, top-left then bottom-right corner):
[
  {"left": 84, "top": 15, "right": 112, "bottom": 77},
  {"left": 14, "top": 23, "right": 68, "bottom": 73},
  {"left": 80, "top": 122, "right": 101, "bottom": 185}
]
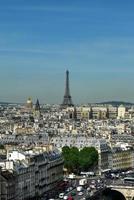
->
[
  {"left": 79, "top": 147, "right": 98, "bottom": 171},
  {"left": 69, "top": 147, "right": 79, "bottom": 173},
  {"left": 62, "top": 146, "right": 98, "bottom": 174},
  {"left": 62, "top": 146, "right": 79, "bottom": 173},
  {"left": 62, "top": 146, "right": 71, "bottom": 172},
  {"left": 0, "top": 144, "right": 4, "bottom": 149},
  {"left": 62, "top": 146, "right": 70, "bottom": 155}
]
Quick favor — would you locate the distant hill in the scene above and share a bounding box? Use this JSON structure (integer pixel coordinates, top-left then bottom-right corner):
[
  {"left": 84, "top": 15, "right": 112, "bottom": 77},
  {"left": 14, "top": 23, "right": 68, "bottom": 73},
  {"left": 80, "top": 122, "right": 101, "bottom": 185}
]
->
[
  {"left": 0, "top": 102, "right": 22, "bottom": 105},
  {"left": 0, "top": 102, "right": 11, "bottom": 105},
  {"left": 96, "top": 101, "right": 134, "bottom": 106}
]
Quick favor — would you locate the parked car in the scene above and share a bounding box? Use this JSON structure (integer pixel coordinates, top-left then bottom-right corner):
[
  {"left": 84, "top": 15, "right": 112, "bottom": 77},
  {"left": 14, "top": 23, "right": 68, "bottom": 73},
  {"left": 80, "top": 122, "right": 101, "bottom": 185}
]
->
[
  {"left": 71, "top": 191, "right": 76, "bottom": 196},
  {"left": 63, "top": 195, "right": 68, "bottom": 200},
  {"left": 78, "top": 192, "right": 83, "bottom": 196}
]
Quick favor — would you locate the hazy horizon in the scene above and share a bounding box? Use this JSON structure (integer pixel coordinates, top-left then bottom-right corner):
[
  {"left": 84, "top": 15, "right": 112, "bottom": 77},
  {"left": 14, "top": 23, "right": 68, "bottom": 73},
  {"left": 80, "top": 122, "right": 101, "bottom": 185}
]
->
[{"left": 0, "top": 0, "right": 134, "bottom": 104}]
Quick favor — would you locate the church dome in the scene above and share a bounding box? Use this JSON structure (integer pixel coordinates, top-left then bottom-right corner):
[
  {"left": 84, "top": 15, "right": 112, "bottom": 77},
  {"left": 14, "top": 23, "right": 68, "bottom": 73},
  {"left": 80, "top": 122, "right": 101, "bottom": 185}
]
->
[{"left": 26, "top": 97, "right": 33, "bottom": 109}]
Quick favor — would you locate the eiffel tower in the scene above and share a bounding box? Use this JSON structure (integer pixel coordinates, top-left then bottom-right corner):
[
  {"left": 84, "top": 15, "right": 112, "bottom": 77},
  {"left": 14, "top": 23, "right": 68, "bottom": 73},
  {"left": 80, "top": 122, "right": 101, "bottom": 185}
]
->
[{"left": 62, "top": 70, "right": 74, "bottom": 107}]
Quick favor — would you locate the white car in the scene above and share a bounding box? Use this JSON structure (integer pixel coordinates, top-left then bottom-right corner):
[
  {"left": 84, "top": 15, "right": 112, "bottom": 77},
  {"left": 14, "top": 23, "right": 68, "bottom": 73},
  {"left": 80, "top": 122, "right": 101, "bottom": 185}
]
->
[
  {"left": 90, "top": 184, "right": 96, "bottom": 189},
  {"left": 77, "top": 186, "right": 83, "bottom": 192},
  {"left": 78, "top": 192, "right": 83, "bottom": 196},
  {"left": 87, "top": 187, "right": 91, "bottom": 191},
  {"left": 63, "top": 195, "right": 68, "bottom": 200}
]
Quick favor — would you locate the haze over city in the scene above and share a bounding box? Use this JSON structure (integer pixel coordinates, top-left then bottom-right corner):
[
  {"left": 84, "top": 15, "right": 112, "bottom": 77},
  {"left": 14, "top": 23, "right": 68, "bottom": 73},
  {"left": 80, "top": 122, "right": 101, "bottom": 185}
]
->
[{"left": 0, "top": 0, "right": 134, "bottom": 104}]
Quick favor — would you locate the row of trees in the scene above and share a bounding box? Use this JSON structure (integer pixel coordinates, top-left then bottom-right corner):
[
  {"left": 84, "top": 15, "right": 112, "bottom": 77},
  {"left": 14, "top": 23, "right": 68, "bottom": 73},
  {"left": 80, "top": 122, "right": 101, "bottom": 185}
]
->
[{"left": 62, "top": 146, "right": 98, "bottom": 174}]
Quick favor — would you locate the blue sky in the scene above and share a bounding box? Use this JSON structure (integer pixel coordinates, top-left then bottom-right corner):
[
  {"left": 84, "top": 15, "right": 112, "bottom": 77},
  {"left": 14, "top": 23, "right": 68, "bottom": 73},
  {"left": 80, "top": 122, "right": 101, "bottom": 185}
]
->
[{"left": 0, "top": 0, "right": 134, "bottom": 104}]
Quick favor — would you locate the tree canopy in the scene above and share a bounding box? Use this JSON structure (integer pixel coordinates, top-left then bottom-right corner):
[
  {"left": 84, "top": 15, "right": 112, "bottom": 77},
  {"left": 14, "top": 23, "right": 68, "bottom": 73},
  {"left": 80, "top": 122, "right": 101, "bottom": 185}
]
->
[
  {"left": 62, "top": 146, "right": 98, "bottom": 174},
  {"left": 0, "top": 144, "right": 5, "bottom": 149}
]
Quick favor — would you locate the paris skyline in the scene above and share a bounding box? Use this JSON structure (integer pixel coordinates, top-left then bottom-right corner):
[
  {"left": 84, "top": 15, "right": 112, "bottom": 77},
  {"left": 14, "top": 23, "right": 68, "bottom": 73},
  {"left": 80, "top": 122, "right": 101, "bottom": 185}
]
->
[{"left": 0, "top": 0, "right": 134, "bottom": 104}]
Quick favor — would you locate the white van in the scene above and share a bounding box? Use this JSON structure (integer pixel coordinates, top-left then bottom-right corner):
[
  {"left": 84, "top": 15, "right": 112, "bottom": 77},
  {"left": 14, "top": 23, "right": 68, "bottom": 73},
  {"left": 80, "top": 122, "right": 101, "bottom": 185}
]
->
[
  {"left": 79, "top": 178, "right": 87, "bottom": 186},
  {"left": 68, "top": 173, "right": 76, "bottom": 179}
]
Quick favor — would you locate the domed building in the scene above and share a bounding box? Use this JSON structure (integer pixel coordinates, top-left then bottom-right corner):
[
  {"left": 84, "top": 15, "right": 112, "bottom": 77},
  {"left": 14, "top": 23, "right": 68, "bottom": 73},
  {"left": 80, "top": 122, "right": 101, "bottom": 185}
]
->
[{"left": 26, "top": 97, "right": 33, "bottom": 109}]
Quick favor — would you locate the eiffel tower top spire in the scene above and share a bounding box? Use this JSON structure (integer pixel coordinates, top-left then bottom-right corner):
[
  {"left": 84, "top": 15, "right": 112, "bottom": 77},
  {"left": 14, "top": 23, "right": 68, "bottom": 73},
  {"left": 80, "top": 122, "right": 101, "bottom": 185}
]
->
[{"left": 62, "top": 70, "right": 74, "bottom": 107}]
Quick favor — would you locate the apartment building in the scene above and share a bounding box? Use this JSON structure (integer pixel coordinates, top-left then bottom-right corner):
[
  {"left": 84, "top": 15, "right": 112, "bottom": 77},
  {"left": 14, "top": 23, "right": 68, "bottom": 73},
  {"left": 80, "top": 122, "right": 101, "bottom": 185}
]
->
[
  {"left": 108, "top": 145, "right": 134, "bottom": 171},
  {"left": 0, "top": 147, "right": 64, "bottom": 200},
  {"left": 0, "top": 167, "right": 1, "bottom": 200},
  {"left": 1, "top": 170, "right": 16, "bottom": 200}
]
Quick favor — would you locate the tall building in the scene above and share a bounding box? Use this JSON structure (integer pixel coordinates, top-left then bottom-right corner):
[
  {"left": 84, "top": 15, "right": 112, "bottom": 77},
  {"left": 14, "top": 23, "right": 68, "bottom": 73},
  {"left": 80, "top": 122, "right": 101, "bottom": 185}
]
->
[
  {"left": 118, "top": 105, "right": 126, "bottom": 119},
  {"left": 62, "top": 70, "right": 74, "bottom": 107}
]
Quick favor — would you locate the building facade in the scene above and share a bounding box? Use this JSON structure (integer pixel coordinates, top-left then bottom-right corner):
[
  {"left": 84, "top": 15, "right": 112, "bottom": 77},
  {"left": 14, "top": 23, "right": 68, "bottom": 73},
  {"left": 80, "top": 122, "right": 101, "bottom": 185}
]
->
[
  {"left": 0, "top": 148, "right": 64, "bottom": 200},
  {"left": 108, "top": 146, "right": 134, "bottom": 171}
]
